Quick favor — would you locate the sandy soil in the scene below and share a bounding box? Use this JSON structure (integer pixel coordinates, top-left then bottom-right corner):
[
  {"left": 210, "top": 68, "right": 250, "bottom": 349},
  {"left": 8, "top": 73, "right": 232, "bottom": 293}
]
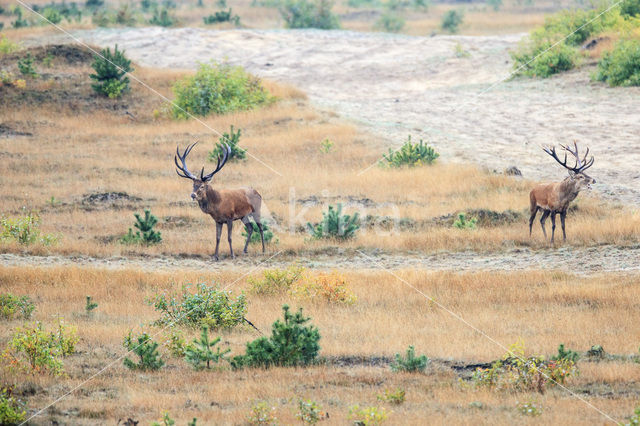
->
[
  {"left": 66, "top": 27, "right": 640, "bottom": 205},
  {"left": 3, "top": 243, "right": 640, "bottom": 274}
]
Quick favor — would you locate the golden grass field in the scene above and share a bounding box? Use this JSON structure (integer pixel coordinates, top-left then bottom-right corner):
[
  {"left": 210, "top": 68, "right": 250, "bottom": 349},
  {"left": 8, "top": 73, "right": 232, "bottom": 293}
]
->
[{"left": 1, "top": 21, "right": 640, "bottom": 425}]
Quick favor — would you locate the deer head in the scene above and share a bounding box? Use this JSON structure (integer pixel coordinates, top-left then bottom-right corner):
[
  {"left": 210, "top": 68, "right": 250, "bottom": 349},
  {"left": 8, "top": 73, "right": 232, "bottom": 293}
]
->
[
  {"left": 174, "top": 142, "right": 231, "bottom": 202},
  {"left": 543, "top": 141, "right": 596, "bottom": 191}
]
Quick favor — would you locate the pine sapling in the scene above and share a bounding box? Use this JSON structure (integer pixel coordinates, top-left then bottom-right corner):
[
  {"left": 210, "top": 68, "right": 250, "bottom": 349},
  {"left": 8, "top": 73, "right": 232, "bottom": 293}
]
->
[
  {"left": 185, "top": 325, "right": 230, "bottom": 370},
  {"left": 123, "top": 331, "right": 165, "bottom": 371},
  {"left": 85, "top": 296, "right": 98, "bottom": 313}
]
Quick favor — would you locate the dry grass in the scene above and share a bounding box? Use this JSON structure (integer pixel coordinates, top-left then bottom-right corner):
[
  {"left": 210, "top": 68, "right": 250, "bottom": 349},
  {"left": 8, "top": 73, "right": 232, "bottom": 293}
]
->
[
  {"left": 1, "top": 265, "right": 639, "bottom": 424},
  {"left": 1, "top": 45, "right": 638, "bottom": 260}
]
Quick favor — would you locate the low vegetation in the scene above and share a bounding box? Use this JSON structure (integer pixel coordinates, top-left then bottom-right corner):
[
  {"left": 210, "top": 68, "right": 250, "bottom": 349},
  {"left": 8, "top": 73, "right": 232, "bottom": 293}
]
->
[
  {"left": 381, "top": 135, "right": 439, "bottom": 167},
  {"left": 0, "top": 387, "right": 26, "bottom": 425},
  {"left": 307, "top": 203, "right": 360, "bottom": 240},
  {"left": 390, "top": 345, "right": 429, "bottom": 372},
  {"left": 184, "top": 325, "right": 230, "bottom": 370},
  {"left": 279, "top": 0, "right": 339, "bottom": 29},
  {"left": 89, "top": 45, "right": 133, "bottom": 98},
  {"left": 123, "top": 331, "right": 165, "bottom": 370},
  {"left": 0, "top": 293, "right": 35, "bottom": 320},
  {"left": 120, "top": 209, "right": 162, "bottom": 245},
  {"left": 209, "top": 125, "right": 246, "bottom": 162},
  {"left": 595, "top": 38, "right": 640, "bottom": 86}
]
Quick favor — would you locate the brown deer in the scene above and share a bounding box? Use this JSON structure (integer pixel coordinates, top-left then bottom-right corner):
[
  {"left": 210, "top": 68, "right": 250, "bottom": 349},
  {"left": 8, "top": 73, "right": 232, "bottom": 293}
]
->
[
  {"left": 175, "top": 142, "right": 265, "bottom": 260},
  {"left": 529, "top": 142, "right": 595, "bottom": 243}
]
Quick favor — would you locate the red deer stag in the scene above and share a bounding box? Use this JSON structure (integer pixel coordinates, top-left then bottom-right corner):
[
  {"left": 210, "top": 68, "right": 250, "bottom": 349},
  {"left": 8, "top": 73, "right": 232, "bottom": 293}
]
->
[
  {"left": 529, "top": 142, "right": 595, "bottom": 243},
  {"left": 175, "top": 143, "right": 265, "bottom": 260}
]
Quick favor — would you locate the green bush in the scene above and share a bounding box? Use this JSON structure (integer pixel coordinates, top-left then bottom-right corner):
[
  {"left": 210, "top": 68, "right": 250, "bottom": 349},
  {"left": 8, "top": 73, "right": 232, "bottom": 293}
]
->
[
  {"left": 377, "top": 388, "right": 405, "bottom": 405},
  {"left": 381, "top": 135, "right": 439, "bottom": 167},
  {"left": 150, "top": 282, "right": 247, "bottom": 330},
  {"left": 0, "top": 212, "right": 58, "bottom": 245},
  {"left": 391, "top": 345, "right": 429, "bottom": 372},
  {"left": 0, "top": 293, "right": 35, "bottom": 320},
  {"left": 621, "top": 0, "right": 640, "bottom": 17},
  {"left": 0, "top": 35, "right": 20, "bottom": 57},
  {"left": 90, "top": 45, "right": 133, "bottom": 98},
  {"left": 17, "top": 53, "right": 38, "bottom": 78},
  {"left": 441, "top": 9, "right": 463, "bottom": 33},
  {"left": 375, "top": 11, "right": 405, "bottom": 33},
  {"left": 209, "top": 125, "right": 246, "bottom": 162},
  {"left": 149, "top": 8, "right": 175, "bottom": 26},
  {"left": 120, "top": 209, "right": 162, "bottom": 245},
  {"left": 297, "top": 399, "right": 325, "bottom": 424},
  {"left": 622, "top": 405, "right": 640, "bottom": 426},
  {"left": 42, "top": 7, "right": 62, "bottom": 24},
  {"left": 307, "top": 203, "right": 360, "bottom": 240},
  {"left": 203, "top": 9, "right": 240, "bottom": 25},
  {"left": 123, "top": 331, "right": 165, "bottom": 370},
  {"left": 248, "top": 265, "right": 305, "bottom": 295},
  {"left": 472, "top": 341, "right": 578, "bottom": 393},
  {"left": 0, "top": 387, "right": 26, "bottom": 426},
  {"left": 595, "top": 39, "right": 640, "bottom": 86},
  {"left": 551, "top": 343, "right": 579, "bottom": 363},
  {"left": 172, "top": 62, "right": 273, "bottom": 118},
  {"left": 231, "top": 305, "right": 320, "bottom": 368},
  {"left": 348, "top": 405, "right": 389, "bottom": 425},
  {"left": 247, "top": 401, "right": 277, "bottom": 425},
  {"left": 166, "top": 328, "right": 186, "bottom": 358},
  {"left": 511, "top": 38, "right": 579, "bottom": 78},
  {"left": 453, "top": 212, "right": 477, "bottom": 230},
  {"left": 2, "top": 320, "right": 77, "bottom": 375},
  {"left": 279, "top": 0, "right": 340, "bottom": 29},
  {"left": 85, "top": 296, "right": 98, "bottom": 313},
  {"left": 242, "top": 221, "right": 275, "bottom": 245},
  {"left": 185, "top": 325, "right": 230, "bottom": 370}
]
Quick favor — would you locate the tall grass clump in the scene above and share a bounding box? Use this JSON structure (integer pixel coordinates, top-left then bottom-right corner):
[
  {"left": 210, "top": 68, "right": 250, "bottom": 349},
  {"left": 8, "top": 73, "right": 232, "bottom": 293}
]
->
[
  {"left": 172, "top": 62, "right": 273, "bottom": 118},
  {"left": 279, "top": 0, "right": 340, "bottom": 29},
  {"left": 595, "top": 39, "right": 640, "bottom": 86}
]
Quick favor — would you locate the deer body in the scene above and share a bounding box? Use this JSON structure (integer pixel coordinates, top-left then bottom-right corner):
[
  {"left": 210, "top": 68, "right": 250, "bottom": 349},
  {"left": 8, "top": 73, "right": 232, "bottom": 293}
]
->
[
  {"left": 175, "top": 143, "right": 265, "bottom": 260},
  {"left": 529, "top": 142, "right": 595, "bottom": 243}
]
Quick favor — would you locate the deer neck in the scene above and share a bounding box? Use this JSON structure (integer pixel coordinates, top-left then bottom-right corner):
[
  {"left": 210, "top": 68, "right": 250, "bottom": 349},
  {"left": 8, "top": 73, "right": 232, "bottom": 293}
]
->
[
  {"left": 198, "top": 186, "right": 221, "bottom": 212},
  {"left": 558, "top": 177, "right": 581, "bottom": 204}
]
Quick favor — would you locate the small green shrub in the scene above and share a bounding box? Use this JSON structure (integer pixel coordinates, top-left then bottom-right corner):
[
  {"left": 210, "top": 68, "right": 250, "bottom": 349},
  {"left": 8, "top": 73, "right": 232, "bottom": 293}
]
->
[
  {"left": 348, "top": 405, "right": 389, "bottom": 425},
  {"left": 248, "top": 265, "right": 305, "bottom": 295},
  {"left": 453, "top": 212, "right": 477, "bottom": 230},
  {"left": 89, "top": 45, "right": 133, "bottom": 98},
  {"left": 319, "top": 138, "right": 334, "bottom": 153},
  {"left": 0, "top": 387, "right": 26, "bottom": 426},
  {"left": 17, "top": 53, "right": 38, "bottom": 78},
  {"left": 209, "top": 125, "right": 246, "bottom": 162},
  {"left": 377, "top": 388, "right": 405, "bottom": 405},
  {"left": 0, "top": 294, "right": 35, "bottom": 320},
  {"left": 0, "top": 35, "right": 20, "bottom": 57},
  {"left": 595, "top": 39, "right": 640, "bottom": 86},
  {"left": 511, "top": 40, "right": 578, "bottom": 78},
  {"left": 184, "top": 325, "right": 231, "bottom": 370},
  {"left": 242, "top": 221, "right": 275, "bottom": 245},
  {"left": 297, "top": 399, "right": 325, "bottom": 424},
  {"left": 472, "top": 341, "right": 578, "bottom": 393},
  {"left": 123, "top": 331, "right": 165, "bottom": 371},
  {"left": 150, "top": 282, "right": 247, "bottom": 330},
  {"left": 231, "top": 305, "right": 320, "bottom": 368},
  {"left": 1, "top": 211, "right": 58, "bottom": 245},
  {"left": 149, "top": 8, "right": 175, "bottom": 26},
  {"left": 517, "top": 400, "right": 543, "bottom": 417},
  {"left": 307, "top": 203, "right": 360, "bottom": 240},
  {"left": 375, "top": 11, "right": 405, "bottom": 33},
  {"left": 391, "top": 345, "right": 429, "bottom": 372},
  {"left": 441, "top": 9, "right": 463, "bottom": 33},
  {"left": 247, "top": 401, "right": 277, "bottom": 425},
  {"left": 2, "top": 320, "right": 77, "bottom": 375},
  {"left": 12, "top": 9, "right": 29, "bottom": 29},
  {"left": 166, "top": 328, "right": 186, "bottom": 358},
  {"left": 42, "top": 7, "right": 62, "bottom": 24},
  {"left": 151, "top": 412, "right": 176, "bottom": 426},
  {"left": 551, "top": 343, "right": 579, "bottom": 363},
  {"left": 120, "top": 209, "right": 162, "bottom": 245},
  {"left": 85, "top": 296, "right": 98, "bottom": 313},
  {"left": 172, "top": 62, "right": 273, "bottom": 118},
  {"left": 203, "top": 9, "right": 240, "bottom": 25},
  {"left": 279, "top": 0, "right": 340, "bottom": 29},
  {"left": 454, "top": 42, "right": 471, "bottom": 58},
  {"left": 381, "top": 135, "right": 439, "bottom": 167},
  {"left": 621, "top": 0, "right": 640, "bottom": 17}
]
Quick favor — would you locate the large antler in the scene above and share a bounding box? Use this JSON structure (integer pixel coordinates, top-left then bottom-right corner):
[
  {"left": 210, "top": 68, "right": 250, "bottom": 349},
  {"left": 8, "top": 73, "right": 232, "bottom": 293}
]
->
[
  {"left": 175, "top": 142, "right": 199, "bottom": 180},
  {"left": 201, "top": 144, "right": 231, "bottom": 181},
  {"left": 543, "top": 141, "right": 594, "bottom": 173}
]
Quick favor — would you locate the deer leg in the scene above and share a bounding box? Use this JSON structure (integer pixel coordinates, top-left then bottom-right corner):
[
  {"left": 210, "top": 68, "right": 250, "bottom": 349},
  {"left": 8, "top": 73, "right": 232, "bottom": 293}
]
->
[
  {"left": 214, "top": 221, "right": 223, "bottom": 261},
  {"left": 539, "top": 210, "right": 550, "bottom": 240},
  {"left": 529, "top": 207, "right": 539, "bottom": 237},
  {"left": 256, "top": 221, "right": 265, "bottom": 253},
  {"left": 550, "top": 212, "right": 557, "bottom": 243},
  {"left": 226, "top": 220, "right": 235, "bottom": 259},
  {"left": 560, "top": 210, "right": 567, "bottom": 241},
  {"left": 241, "top": 216, "right": 253, "bottom": 254}
]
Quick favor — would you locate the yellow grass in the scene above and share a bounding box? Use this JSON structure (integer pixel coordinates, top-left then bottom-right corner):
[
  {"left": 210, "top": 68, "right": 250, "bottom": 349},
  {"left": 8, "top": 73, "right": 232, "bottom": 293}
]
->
[
  {"left": 1, "top": 50, "right": 638, "bottom": 259},
  {"left": 1, "top": 266, "right": 639, "bottom": 424}
]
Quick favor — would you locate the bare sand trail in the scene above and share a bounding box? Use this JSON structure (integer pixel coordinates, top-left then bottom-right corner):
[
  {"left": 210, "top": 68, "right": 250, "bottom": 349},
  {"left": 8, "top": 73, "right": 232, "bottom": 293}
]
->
[
  {"left": 3, "top": 244, "right": 640, "bottom": 274},
  {"left": 69, "top": 27, "right": 640, "bottom": 204}
]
